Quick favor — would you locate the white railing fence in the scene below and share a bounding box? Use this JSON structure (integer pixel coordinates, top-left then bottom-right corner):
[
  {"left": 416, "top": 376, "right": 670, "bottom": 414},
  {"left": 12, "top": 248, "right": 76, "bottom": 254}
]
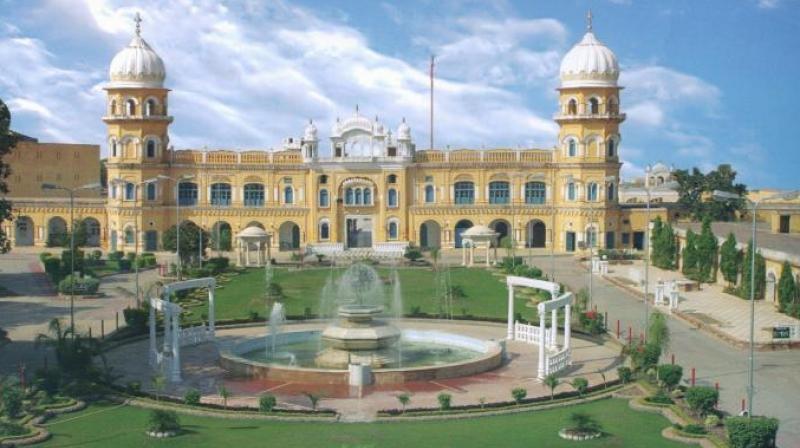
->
[
  {"left": 514, "top": 321, "right": 552, "bottom": 344},
  {"left": 545, "top": 348, "right": 571, "bottom": 376},
  {"left": 178, "top": 324, "right": 213, "bottom": 347}
]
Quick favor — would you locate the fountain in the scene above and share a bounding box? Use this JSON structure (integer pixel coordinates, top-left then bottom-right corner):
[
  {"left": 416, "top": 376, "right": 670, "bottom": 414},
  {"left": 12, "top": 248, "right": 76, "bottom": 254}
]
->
[{"left": 219, "top": 263, "right": 504, "bottom": 385}]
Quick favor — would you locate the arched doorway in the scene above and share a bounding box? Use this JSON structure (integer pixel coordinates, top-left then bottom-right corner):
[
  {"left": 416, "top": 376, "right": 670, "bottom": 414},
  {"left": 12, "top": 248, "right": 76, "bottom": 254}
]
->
[
  {"left": 83, "top": 218, "right": 101, "bottom": 247},
  {"left": 489, "top": 219, "right": 511, "bottom": 247},
  {"left": 279, "top": 221, "right": 300, "bottom": 251},
  {"left": 211, "top": 221, "right": 232, "bottom": 251},
  {"left": 526, "top": 220, "right": 546, "bottom": 248},
  {"left": 15, "top": 216, "right": 34, "bottom": 246},
  {"left": 47, "top": 217, "right": 68, "bottom": 247},
  {"left": 454, "top": 219, "right": 473, "bottom": 249},
  {"left": 419, "top": 220, "right": 441, "bottom": 249}
]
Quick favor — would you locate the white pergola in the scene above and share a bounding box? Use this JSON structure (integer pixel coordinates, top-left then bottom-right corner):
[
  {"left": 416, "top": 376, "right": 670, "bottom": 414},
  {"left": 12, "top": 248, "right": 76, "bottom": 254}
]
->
[
  {"left": 236, "top": 226, "right": 271, "bottom": 267},
  {"left": 149, "top": 277, "right": 217, "bottom": 382},
  {"left": 461, "top": 225, "right": 499, "bottom": 267},
  {"left": 505, "top": 276, "right": 573, "bottom": 379}
]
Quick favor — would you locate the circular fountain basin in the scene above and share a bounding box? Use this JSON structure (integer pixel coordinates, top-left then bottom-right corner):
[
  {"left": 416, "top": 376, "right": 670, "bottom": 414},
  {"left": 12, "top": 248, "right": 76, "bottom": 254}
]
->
[
  {"left": 220, "top": 329, "right": 504, "bottom": 385},
  {"left": 320, "top": 304, "right": 401, "bottom": 351}
]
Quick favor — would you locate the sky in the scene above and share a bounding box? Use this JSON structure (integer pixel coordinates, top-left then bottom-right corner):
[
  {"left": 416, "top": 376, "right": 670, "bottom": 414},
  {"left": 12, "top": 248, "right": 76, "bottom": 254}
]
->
[{"left": 1, "top": 0, "right": 798, "bottom": 188}]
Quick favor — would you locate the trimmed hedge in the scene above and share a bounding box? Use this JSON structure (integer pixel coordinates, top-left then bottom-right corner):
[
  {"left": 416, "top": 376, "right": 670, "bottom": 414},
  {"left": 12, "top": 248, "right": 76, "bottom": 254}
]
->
[
  {"left": 57, "top": 275, "right": 100, "bottom": 295},
  {"left": 726, "top": 416, "right": 779, "bottom": 448}
]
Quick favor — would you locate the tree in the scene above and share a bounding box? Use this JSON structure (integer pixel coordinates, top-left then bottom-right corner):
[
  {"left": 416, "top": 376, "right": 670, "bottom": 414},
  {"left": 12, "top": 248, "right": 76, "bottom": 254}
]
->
[
  {"left": 437, "top": 392, "right": 452, "bottom": 410},
  {"left": 719, "top": 233, "right": 740, "bottom": 287},
  {"left": 647, "top": 312, "right": 670, "bottom": 355},
  {"left": 304, "top": 392, "right": 320, "bottom": 411},
  {"left": 218, "top": 385, "right": 230, "bottom": 409},
  {"left": 396, "top": 393, "right": 411, "bottom": 413},
  {"left": 0, "top": 99, "right": 19, "bottom": 254},
  {"left": 695, "top": 218, "right": 718, "bottom": 283},
  {"left": 567, "top": 412, "right": 602, "bottom": 434},
  {"left": 651, "top": 217, "right": 677, "bottom": 270},
  {"left": 571, "top": 377, "right": 589, "bottom": 397},
  {"left": 725, "top": 416, "right": 779, "bottom": 448},
  {"left": 682, "top": 230, "right": 698, "bottom": 278},
  {"left": 161, "top": 222, "right": 210, "bottom": 263},
  {"left": 778, "top": 260, "right": 797, "bottom": 315},
  {"left": 740, "top": 240, "right": 766, "bottom": 300},
  {"left": 511, "top": 387, "right": 527, "bottom": 404},
  {"left": 685, "top": 386, "right": 719, "bottom": 417},
  {"left": 259, "top": 394, "right": 277, "bottom": 412},
  {"left": 674, "top": 164, "right": 746, "bottom": 221},
  {"left": 500, "top": 235, "right": 516, "bottom": 264},
  {"left": 151, "top": 373, "right": 166, "bottom": 402},
  {"left": 657, "top": 364, "right": 683, "bottom": 390},
  {"left": 544, "top": 373, "right": 560, "bottom": 400}
]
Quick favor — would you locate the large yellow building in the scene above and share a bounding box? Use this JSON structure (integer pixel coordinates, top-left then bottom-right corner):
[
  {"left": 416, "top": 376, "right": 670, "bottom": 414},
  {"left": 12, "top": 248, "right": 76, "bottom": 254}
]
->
[{"left": 4, "top": 16, "right": 661, "bottom": 257}]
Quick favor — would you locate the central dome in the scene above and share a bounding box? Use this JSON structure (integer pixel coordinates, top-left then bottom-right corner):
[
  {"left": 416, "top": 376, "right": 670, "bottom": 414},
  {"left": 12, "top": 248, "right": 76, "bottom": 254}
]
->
[
  {"left": 559, "top": 29, "right": 619, "bottom": 88},
  {"left": 108, "top": 14, "right": 166, "bottom": 88}
]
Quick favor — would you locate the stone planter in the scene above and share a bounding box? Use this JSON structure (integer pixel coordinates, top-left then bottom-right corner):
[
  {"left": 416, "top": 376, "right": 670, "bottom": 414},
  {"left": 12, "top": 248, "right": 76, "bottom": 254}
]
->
[
  {"left": 146, "top": 430, "right": 178, "bottom": 438},
  {"left": 558, "top": 428, "right": 602, "bottom": 441}
]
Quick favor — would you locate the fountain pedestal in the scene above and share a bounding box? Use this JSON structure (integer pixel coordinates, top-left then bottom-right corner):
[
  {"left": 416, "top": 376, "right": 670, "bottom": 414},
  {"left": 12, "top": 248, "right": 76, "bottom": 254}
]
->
[{"left": 316, "top": 304, "right": 401, "bottom": 369}]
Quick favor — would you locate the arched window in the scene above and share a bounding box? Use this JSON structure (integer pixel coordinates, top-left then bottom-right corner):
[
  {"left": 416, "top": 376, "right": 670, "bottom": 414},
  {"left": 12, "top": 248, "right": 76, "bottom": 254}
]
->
[
  {"left": 387, "top": 174, "right": 397, "bottom": 184},
  {"left": 244, "top": 183, "right": 265, "bottom": 207},
  {"left": 567, "top": 98, "right": 577, "bottom": 115},
  {"left": 319, "top": 175, "right": 328, "bottom": 184},
  {"left": 110, "top": 139, "right": 118, "bottom": 157},
  {"left": 178, "top": 182, "right": 198, "bottom": 206},
  {"left": 146, "top": 182, "right": 156, "bottom": 201},
  {"left": 568, "top": 139, "right": 577, "bottom": 157},
  {"left": 587, "top": 182, "right": 598, "bottom": 201},
  {"left": 125, "top": 182, "right": 135, "bottom": 200},
  {"left": 355, "top": 188, "right": 362, "bottom": 205},
  {"left": 425, "top": 185, "right": 435, "bottom": 203},
  {"left": 110, "top": 100, "right": 117, "bottom": 115},
  {"left": 210, "top": 183, "right": 232, "bottom": 207},
  {"left": 318, "top": 189, "right": 329, "bottom": 207},
  {"left": 608, "top": 98, "right": 619, "bottom": 114},
  {"left": 345, "top": 187, "right": 354, "bottom": 205},
  {"left": 607, "top": 139, "right": 616, "bottom": 157},
  {"left": 454, "top": 181, "right": 475, "bottom": 204},
  {"left": 145, "top": 99, "right": 156, "bottom": 116},
  {"left": 388, "top": 188, "right": 398, "bottom": 207},
  {"left": 489, "top": 181, "right": 510, "bottom": 204},
  {"left": 146, "top": 140, "right": 156, "bottom": 158},
  {"left": 124, "top": 227, "right": 135, "bottom": 244},
  {"left": 110, "top": 184, "right": 117, "bottom": 199},
  {"left": 363, "top": 188, "right": 372, "bottom": 205},
  {"left": 567, "top": 182, "right": 576, "bottom": 201},
  {"left": 525, "top": 181, "right": 546, "bottom": 204},
  {"left": 319, "top": 221, "right": 330, "bottom": 240},
  {"left": 125, "top": 99, "right": 136, "bottom": 116},
  {"left": 284, "top": 186, "right": 294, "bottom": 204},
  {"left": 589, "top": 97, "right": 599, "bottom": 114},
  {"left": 388, "top": 221, "right": 398, "bottom": 240},
  {"left": 607, "top": 183, "right": 616, "bottom": 201}
]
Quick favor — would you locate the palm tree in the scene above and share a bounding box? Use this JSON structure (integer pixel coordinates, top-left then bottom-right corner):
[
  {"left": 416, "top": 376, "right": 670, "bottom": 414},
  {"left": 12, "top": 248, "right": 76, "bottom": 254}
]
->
[
  {"left": 396, "top": 393, "right": 411, "bottom": 413},
  {"left": 304, "top": 392, "right": 320, "bottom": 411},
  {"left": 218, "top": 385, "right": 230, "bottom": 409},
  {"left": 35, "top": 318, "right": 98, "bottom": 379},
  {"left": 544, "top": 373, "right": 560, "bottom": 400},
  {"left": 151, "top": 373, "right": 166, "bottom": 402}
]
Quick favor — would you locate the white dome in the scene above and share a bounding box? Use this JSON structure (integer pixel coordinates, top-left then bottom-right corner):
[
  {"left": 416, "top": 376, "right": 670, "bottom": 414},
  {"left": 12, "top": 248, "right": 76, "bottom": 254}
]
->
[
  {"left": 396, "top": 118, "right": 411, "bottom": 141},
  {"left": 303, "top": 120, "right": 318, "bottom": 141},
  {"left": 237, "top": 226, "right": 269, "bottom": 238},
  {"left": 559, "top": 31, "right": 619, "bottom": 88},
  {"left": 463, "top": 225, "right": 498, "bottom": 237},
  {"left": 108, "top": 16, "right": 166, "bottom": 89}
]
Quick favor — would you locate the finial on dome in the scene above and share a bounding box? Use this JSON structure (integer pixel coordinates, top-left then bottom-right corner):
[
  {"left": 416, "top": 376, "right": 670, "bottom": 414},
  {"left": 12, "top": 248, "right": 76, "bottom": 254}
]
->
[
  {"left": 355, "top": 104, "right": 359, "bottom": 114},
  {"left": 586, "top": 9, "right": 593, "bottom": 32},
  {"left": 134, "top": 12, "right": 142, "bottom": 36},
  {"left": 402, "top": 117, "right": 406, "bottom": 123}
]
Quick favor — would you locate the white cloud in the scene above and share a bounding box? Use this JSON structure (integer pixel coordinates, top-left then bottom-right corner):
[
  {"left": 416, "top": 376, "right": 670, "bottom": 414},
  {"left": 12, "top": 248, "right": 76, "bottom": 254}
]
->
[
  {"left": 622, "top": 65, "right": 721, "bottom": 124},
  {"left": 625, "top": 101, "right": 664, "bottom": 126},
  {"left": 757, "top": 0, "right": 780, "bottom": 9}
]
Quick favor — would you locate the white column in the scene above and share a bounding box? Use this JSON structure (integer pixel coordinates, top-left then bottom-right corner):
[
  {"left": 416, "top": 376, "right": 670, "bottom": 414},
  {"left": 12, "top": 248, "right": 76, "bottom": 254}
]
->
[
  {"left": 163, "top": 306, "right": 172, "bottom": 353},
  {"left": 507, "top": 285, "right": 514, "bottom": 340},
  {"left": 550, "top": 308, "right": 558, "bottom": 349},
  {"left": 208, "top": 288, "right": 215, "bottom": 340},
  {"left": 171, "top": 308, "right": 181, "bottom": 382},
  {"left": 485, "top": 245, "right": 490, "bottom": 267},
  {"left": 148, "top": 299, "right": 156, "bottom": 367},
  {"left": 538, "top": 307, "right": 546, "bottom": 379},
  {"left": 462, "top": 246, "right": 467, "bottom": 266},
  {"left": 564, "top": 304, "right": 571, "bottom": 351}
]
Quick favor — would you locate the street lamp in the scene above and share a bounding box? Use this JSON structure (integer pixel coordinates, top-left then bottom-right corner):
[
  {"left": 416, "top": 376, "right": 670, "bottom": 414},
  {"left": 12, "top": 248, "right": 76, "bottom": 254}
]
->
[
  {"left": 643, "top": 165, "right": 653, "bottom": 341},
  {"left": 712, "top": 188, "right": 799, "bottom": 417},
  {"left": 155, "top": 174, "right": 195, "bottom": 280},
  {"left": 578, "top": 218, "right": 597, "bottom": 310},
  {"left": 41, "top": 182, "right": 102, "bottom": 337},
  {"left": 110, "top": 177, "right": 160, "bottom": 306}
]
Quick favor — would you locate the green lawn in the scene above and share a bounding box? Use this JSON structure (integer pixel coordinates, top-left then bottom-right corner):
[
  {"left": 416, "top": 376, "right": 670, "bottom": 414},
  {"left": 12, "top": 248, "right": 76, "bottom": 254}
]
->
[
  {"left": 185, "top": 266, "right": 539, "bottom": 323},
  {"left": 40, "top": 398, "right": 682, "bottom": 448}
]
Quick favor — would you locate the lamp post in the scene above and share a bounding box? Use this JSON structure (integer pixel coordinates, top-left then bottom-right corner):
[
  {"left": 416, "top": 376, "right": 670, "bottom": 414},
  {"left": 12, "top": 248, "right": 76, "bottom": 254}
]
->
[
  {"left": 156, "top": 174, "right": 194, "bottom": 280},
  {"left": 712, "top": 189, "right": 799, "bottom": 417},
  {"left": 643, "top": 165, "right": 652, "bottom": 340},
  {"left": 41, "top": 182, "right": 102, "bottom": 336},
  {"left": 110, "top": 177, "right": 160, "bottom": 306}
]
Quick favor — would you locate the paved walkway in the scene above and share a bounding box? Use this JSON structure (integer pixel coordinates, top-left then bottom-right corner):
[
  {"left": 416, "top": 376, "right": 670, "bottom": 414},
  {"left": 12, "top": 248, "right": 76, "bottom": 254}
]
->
[{"left": 607, "top": 261, "right": 800, "bottom": 345}]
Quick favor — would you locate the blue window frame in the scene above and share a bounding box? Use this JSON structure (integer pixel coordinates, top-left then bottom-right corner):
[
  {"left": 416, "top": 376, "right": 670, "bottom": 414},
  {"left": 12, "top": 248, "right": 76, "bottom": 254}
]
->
[
  {"left": 345, "top": 187, "right": 354, "bottom": 205},
  {"left": 454, "top": 181, "right": 474, "bottom": 204},
  {"left": 587, "top": 183, "right": 598, "bottom": 201},
  {"left": 525, "top": 181, "right": 546, "bottom": 204},
  {"left": 425, "top": 185, "right": 435, "bottom": 203},
  {"left": 388, "top": 221, "right": 398, "bottom": 239},
  {"left": 243, "top": 183, "right": 264, "bottom": 207},
  {"left": 388, "top": 188, "right": 398, "bottom": 207},
  {"left": 284, "top": 186, "right": 294, "bottom": 204},
  {"left": 568, "top": 140, "right": 577, "bottom": 157},
  {"left": 319, "top": 189, "right": 329, "bottom": 207},
  {"left": 178, "top": 182, "right": 198, "bottom": 206},
  {"left": 146, "top": 183, "right": 156, "bottom": 201},
  {"left": 567, "top": 183, "right": 576, "bottom": 201},
  {"left": 210, "top": 183, "right": 232, "bottom": 207},
  {"left": 363, "top": 188, "right": 371, "bottom": 205},
  {"left": 125, "top": 183, "right": 135, "bottom": 200},
  {"left": 488, "top": 181, "right": 510, "bottom": 204}
]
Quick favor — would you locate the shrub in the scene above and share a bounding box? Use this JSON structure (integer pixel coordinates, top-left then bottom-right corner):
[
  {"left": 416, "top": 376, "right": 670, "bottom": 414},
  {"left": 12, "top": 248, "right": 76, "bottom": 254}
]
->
[
  {"left": 511, "top": 387, "right": 527, "bottom": 404},
  {"left": 579, "top": 310, "right": 605, "bottom": 335},
  {"left": 61, "top": 249, "right": 85, "bottom": 274},
  {"left": 58, "top": 275, "right": 100, "bottom": 295},
  {"left": 725, "top": 416, "right": 779, "bottom": 448},
  {"left": 571, "top": 377, "right": 589, "bottom": 396},
  {"left": 567, "top": 412, "right": 602, "bottom": 434},
  {"left": 147, "top": 409, "right": 180, "bottom": 433},
  {"left": 123, "top": 306, "right": 149, "bottom": 334},
  {"left": 657, "top": 364, "right": 683, "bottom": 390},
  {"left": 39, "top": 252, "right": 53, "bottom": 263},
  {"left": 125, "top": 252, "right": 136, "bottom": 261},
  {"left": 117, "top": 259, "right": 131, "bottom": 272},
  {"left": 404, "top": 246, "right": 423, "bottom": 262},
  {"left": 437, "top": 392, "right": 452, "bottom": 410},
  {"left": 184, "top": 388, "right": 201, "bottom": 405},
  {"left": 682, "top": 424, "right": 707, "bottom": 435},
  {"left": 685, "top": 386, "right": 719, "bottom": 416},
  {"left": 617, "top": 366, "right": 633, "bottom": 384},
  {"left": 126, "top": 381, "right": 141, "bottom": 395},
  {"left": 207, "top": 257, "right": 230, "bottom": 274},
  {"left": 43, "top": 257, "right": 62, "bottom": 282},
  {"left": 0, "top": 421, "right": 27, "bottom": 436},
  {"left": 645, "top": 390, "right": 674, "bottom": 405},
  {"left": 259, "top": 394, "right": 277, "bottom": 412},
  {"left": 704, "top": 414, "right": 721, "bottom": 429},
  {"left": 186, "top": 267, "right": 211, "bottom": 279},
  {"left": 630, "top": 342, "right": 661, "bottom": 372},
  {"left": 90, "top": 250, "right": 103, "bottom": 261},
  {"left": 108, "top": 251, "right": 124, "bottom": 261},
  {"left": 1, "top": 384, "right": 23, "bottom": 418}
]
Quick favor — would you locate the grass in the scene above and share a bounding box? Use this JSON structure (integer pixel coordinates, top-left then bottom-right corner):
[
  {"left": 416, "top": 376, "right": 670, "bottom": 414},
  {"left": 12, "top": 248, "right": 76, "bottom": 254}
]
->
[
  {"left": 184, "top": 266, "right": 539, "bottom": 323},
  {"left": 40, "top": 398, "right": 683, "bottom": 448}
]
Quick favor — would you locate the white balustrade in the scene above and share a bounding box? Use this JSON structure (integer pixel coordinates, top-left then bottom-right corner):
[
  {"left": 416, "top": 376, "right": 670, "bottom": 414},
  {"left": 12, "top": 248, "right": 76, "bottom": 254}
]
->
[
  {"left": 513, "top": 321, "right": 552, "bottom": 344},
  {"left": 545, "top": 348, "right": 571, "bottom": 376},
  {"left": 179, "top": 324, "right": 212, "bottom": 346}
]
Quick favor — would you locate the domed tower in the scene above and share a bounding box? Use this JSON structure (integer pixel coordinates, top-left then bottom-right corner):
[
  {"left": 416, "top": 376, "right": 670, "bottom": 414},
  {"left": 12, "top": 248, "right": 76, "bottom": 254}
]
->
[
  {"left": 302, "top": 119, "right": 319, "bottom": 161},
  {"left": 555, "top": 11, "right": 624, "bottom": 199},
  {"left": 103, "top": 13, "right": 172, "bottom": 166}
]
